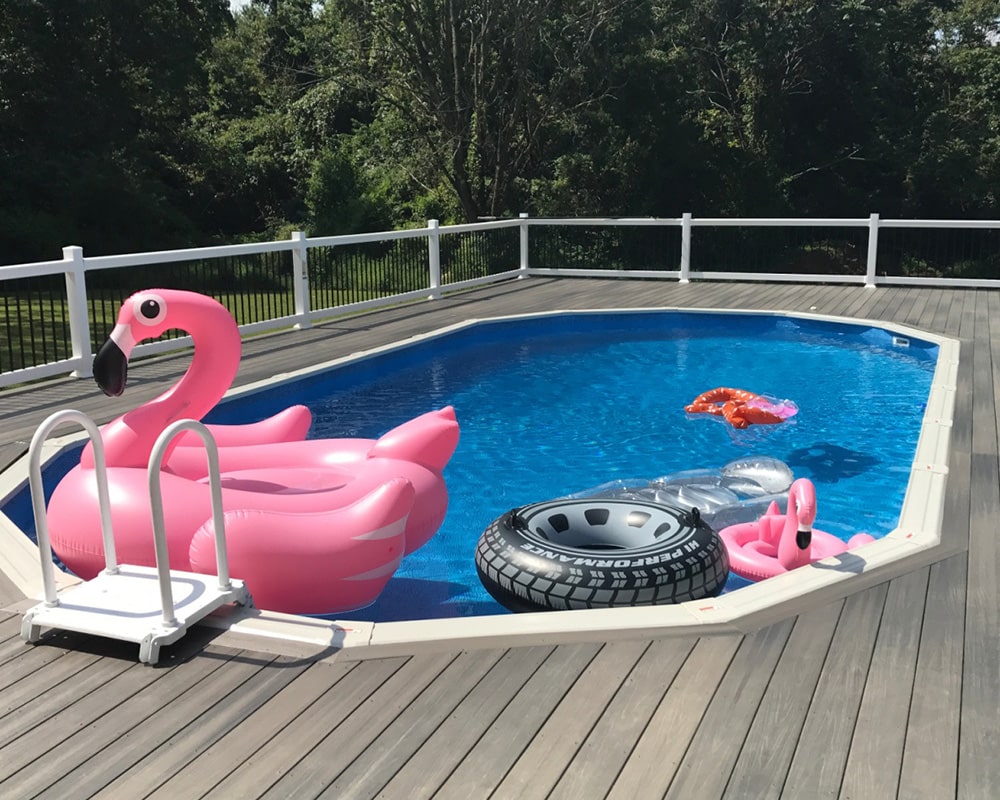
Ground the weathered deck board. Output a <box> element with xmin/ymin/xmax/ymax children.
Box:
<box><xmin>248</xmin><ymin>649</ymin><xmax>495</xmax><ymax>800</ymax></box>
<box><xmin>0</xmin><ymin>637</ymin><xmax>98</xmax><ymax>699</ymax></box>
<box><xmin>897</xmin><ymin>553</ymin><xmax>967</xmax><ymax>800</ymax></box>
<box><xmin>605</xmin><ymin>634</ymin><xmax>744</xmax><ymax>799</ymax></box>
<box><xmin>840</xmin><ymin>566</ymin><xmax>931</xmax><ymax>799</ymax></box>
<box><xmin>430</xmin><ymin>641</ymin><xmax>607</xmax><ymax>800</ymax></box>
<box><xmin>955</xmin><ymin>289</ymin><xmax>1000</xmax><ymax>799</ymax></box>
<box><xmin>13</xmin><ymin>641</ymin><xmax>239</xmax><ymax>798</ymax></box>
<box><xmin>545</xmin><ymin>637</ymin><xmax>699</xmax><ymax>800</ymax></box>
<box><xmin>0</xmin><ymin>613</ymin><xmax>28</xmax><ymax>664</ymax></box>
<box><xmin>723</xmin><ymin>600</ymin><xmax>846</xmax><ymax>800</ymax></box>
<box><xmin>199</xmin><ymin>653</ymin><xmax>440</xmax><ymax>798</ymax></box>
<box><xmin>324</xmin><ymin>646</ymin><xmax>556</xmax><ymax>800</ymax></box>
<box><xmin>485</xmin><ymin>638</ymin><xmax>655</xmax><ymax>800</ymax></box>
<box><xmin>144</xmin><ymin>657</ymin><xmax>361</xmax><ymax>799</ymax></box>
<box><xmin>780</xmin><ymin>582</ymin><xmax>889</xmax><ymax>798</ymax></box>
<box><xmin>7</xmin><ymin>645</ymin><xmax>253</xmax><ymax>794</ymax></box>
<box><xmin>85</xmin><ymin>652</ymin><xmax>314</xmax><ymax>799</ymax></box>
<box><xmin>663</xmin><ymin>619</ymin><xmax>797</xmax><ymax>799</ymax></box>
<box><xmin>0</xmin><ymin>279</ymin><xmax>990</xmax><ymax>798</ymax></box>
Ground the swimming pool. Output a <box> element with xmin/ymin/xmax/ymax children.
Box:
<box><xmin>201</xmin><ymin>311</ymin><xmax>941</xmax><ymax>620</ymax></box>
<box><xmin>1</xmin><ymin>309</ymin><xmax>948</xmax><ymax>629</ymax></box>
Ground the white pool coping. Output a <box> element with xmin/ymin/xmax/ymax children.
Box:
<box><xmin>0</xmin><ymin>307</ymin><xmax>960</xmax><ymax>661</ymax></box>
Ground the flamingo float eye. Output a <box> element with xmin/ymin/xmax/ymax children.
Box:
<box><xmin>132</xmin><ymin>293</ymin><xmax>167</xmax><ymax>327</ymax></box>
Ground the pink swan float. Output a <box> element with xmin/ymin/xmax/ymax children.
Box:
<box><xmin>47</xmin><ymin>289</ymin><xmax>460</xmax><ymax>614</ymax></box>
<box><xmin>719</xmin><ymin>477</ymin><xmax>875</xmax><ymax>582</ymax></box>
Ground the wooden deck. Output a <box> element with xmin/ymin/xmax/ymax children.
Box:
<box><xmin>0</xmin><ymin>277</ymin><xmax>995</xmax><ymax>798</ymax></box>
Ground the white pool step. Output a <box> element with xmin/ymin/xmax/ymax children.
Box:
<box><xmin>20</xmin><ymin>411</ymin><xmax>250</xmax><ymax>664</ymax></box>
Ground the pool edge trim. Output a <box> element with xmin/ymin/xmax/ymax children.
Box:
<box><xmin>0</xmin><ymin>307</ymin><xmax>960</xmax><ymax>660</ymax></box>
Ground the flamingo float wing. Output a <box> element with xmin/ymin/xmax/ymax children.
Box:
<box><xmin>180</xmin><ymin>405</ymin><xmax>314</xmax><ymax>448</ymax></box>
<box><xmin>189</xmin><ymin>479</ymin><xmax>416</xmax><ymax>614</ymax></box>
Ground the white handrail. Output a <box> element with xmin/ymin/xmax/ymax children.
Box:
<box><xmin>28</xmin><ymin>409</ymin><xmax>118</xmax><ymax>606</ymax></box>
<box><xmin>146</xmin><ymin>419</ymin><xmax>232</xmax><ymax>627</ymax></box>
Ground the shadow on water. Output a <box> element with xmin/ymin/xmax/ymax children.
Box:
<box><xmin>785</xmin><ymin>443</ymin><xmax>879</xmax><ymax>483</ymax></box>
<box><xmin>330</xmin><ymin>577</ymin><xmax>508</xmax><ymax>623</ymax></box>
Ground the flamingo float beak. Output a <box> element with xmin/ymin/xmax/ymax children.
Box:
<box><xmin>796</xmin><ymin>528</ymin><xmax>812</xmax><ymax>550</ymax></box>
<box><xmin>93</xmin><ymin>338</ymin><xmax>128</xmax><ymax>397</ymax></box>
<box><xmin>93</xmin><ymin>321</ymin><xmax>139</xmax><ymax>397</ymax></box>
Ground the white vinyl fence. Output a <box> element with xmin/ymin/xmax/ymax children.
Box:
<box><xmin>1</xmin><ymin>214</ymin><xmax>997</xmax><ymax>388</ymax></box>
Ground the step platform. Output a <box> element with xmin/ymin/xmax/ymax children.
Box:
<box><xmin>21</xmin><ymin>566</ymin><xmax>249</xmax><ymax>664</ymax></box>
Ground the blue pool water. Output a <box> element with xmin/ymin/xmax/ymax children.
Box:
<box><xmin>4</xmin><ymin>311</ymin><xmax>938</xmax><ymax>622</ymax></box>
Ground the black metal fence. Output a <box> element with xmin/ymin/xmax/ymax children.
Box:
<box><xmin>691</xmin><ymin>225</ymin><xmax>868</xmax><ymax>276</ymax></box>
<box><xmin>308</xmin><ymin>236</ymin><xmax>428</xmax><ymax>310</ymax></box>
<box><xmin>3</xmin><ymin>217</ymin><xmax>1000</xmax><ymax>386</ymax></box>
<box><xmin>440</xmin><ymin>226</ymin><xmax>520</xmax><ymax>283</ymax></box>
<box><xmin>876</xmin><ymin>226</ymin><xmax>1000</xmax><ymax>280</ymax></box>
<box><xmin>529</xmin><ymin>223</ymin><xmax>682</xmax><ymax>272</ymax></box>
<box><xmin>85</xmin><ymin>251</ymin><xmax>295</xmax><ymax>354</ymax></box>
<box><xmin>0</xmin><ymin>274</ymin><xmax>71</xmax><ymax>373</ymax></box>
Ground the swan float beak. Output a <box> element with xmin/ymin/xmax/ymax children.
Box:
<box><xmin>93</xmin><ymin>323</ymin><xmax>137</xmax><ymax>397</ymax></box>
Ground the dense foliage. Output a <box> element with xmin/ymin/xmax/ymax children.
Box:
<box><xmin>1</xmin><ymin>0</ymin><xmax>997</xmax><ymax>261</ymax></box>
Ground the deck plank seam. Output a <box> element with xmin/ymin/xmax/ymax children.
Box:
<box><xmin>0</xmin><ymin>643</ymin><xmax>245</xmax><ymax>793</ymax></box>
<box><xmin>191</xmin><ymin>655</ymin><xmax>415</xmax><ymax>798</ymax></box>
<box><xmin>38</xmin><ymin>651</ymin><xmax>266</xmax><ymax>797</ymax></box>
<box><xmin>119</xmin><ymin>655</ymin><xmax>311</xmax><ymax>799</ymax></box>
<box><xmin>831</xmin><ymin>577</ymin><xmax>900</xmax><ymax>800</ymax></box>
<box><xmin>326</xmin><ymin>648</ymin><xmax>518</xmax><ymax>799</ymax></box>
<box><xmin>596</xmin><ymin>638</ymin><xmax>701</xmax><ymax>800</ymax></box>
<box><xmin>7</xmin><ymin>642</ymin><xmax>244</xmax><ymax>798</ymax></box>
<box><xmin>398</xmin><ymin>645</ymin><xmax>567</xmax><ymax>799</ymax></box>
<box><xmin>537</xmin><ymin>640</ymin><xmax>660</xmax><ymax>799</ymax></box>
<box><xmin>253</xmin><ymin>651</ymin><xmax>463</xmax><ymax>799</ymax></box>
<box><xmin>730</xmin><ymin>598</ymin><xmax>850</xmax><ymax>800</ymax></box>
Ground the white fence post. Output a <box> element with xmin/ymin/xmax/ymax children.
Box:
<box><xmin>865</xmin><ymin>213</ymin><xmax>879</xmax><ymax>289</ymax></box>
<box><xmin>679</xmin><ymin>213</ymin><xmax>692</xmax><ymax>283</ymax></box>
<box><xmin>518</xmin><ymin>213</ymin><xmax>530</xmax><ymax>278</ymax></box>
<box><xmin>63</xmin><ymin>246</ymin><xmax>92</xmax><ymax>378</ymax></box>
<box><xmin>290</xmin><ymin>231</ymin><xmax>312</xmax><ymax>329</ymax></box>
<box><xmin>427</xmin><ymin>219</ymin><xmax>441</xmax><ymax>299</ymax></box>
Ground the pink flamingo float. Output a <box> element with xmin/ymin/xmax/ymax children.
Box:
<box><xmin>47</xmin><ymin>289</ymin><xmax>460</xmax><ymax>614</ymax></box>
<box><xmin>719</xmin><ymin>478</ymin><xmax>875</xmax><ymax>582</ymax></box>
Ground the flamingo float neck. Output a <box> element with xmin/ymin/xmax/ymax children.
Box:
<box><xmin>83</xmin><ymin>290</ymin><xmax>242</xmax><ymax>469</ymax></box>
<box><xmin>776</xmin><ymin>478</ymin><xmax>816</xmax><ymax>571</ymax></box>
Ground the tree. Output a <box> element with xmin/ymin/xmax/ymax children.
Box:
<box><xmin>905</xmin><ymin>0</ymin><xmax>1000</xmax><ymax>216</ymax></box>
<box><xmin>333</xmin><ymin>0</ymin><xmax>646</xmax><ymax>222</ymax></box>
<box><xmin>654</xmin><ymin>0</ymin><xmax>952</xmax><ymax>216</ymax></box>
<box><xmin>0</xmin><ymin>0</ymin><xmax>230</xmax><ymax>260</ymax></box>
<box><xmin>190</xmin><ymin>0</ymin><xmax>382</xmax><ymax>237</ymax></box>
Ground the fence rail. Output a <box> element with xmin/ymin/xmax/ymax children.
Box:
<box><xmin>1</xmin><ymin>214</ymin><xmax>998</xmax><ymax>388</ymax></box>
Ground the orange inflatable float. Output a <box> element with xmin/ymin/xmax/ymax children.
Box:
<box><xmin>685</xmin><ymin>387</ymin><xmax>798</xmax><ymax>429</ymax></box>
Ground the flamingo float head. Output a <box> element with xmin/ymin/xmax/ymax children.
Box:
<box><xmin>94</xmin><ymin>289</ymin><xmax>241</xmax><ymax>398</ymax></box>
<box><xmin>777</xmin><ymin>477</ymin><xmax>818</xmax><ymax>570</ymax></box>
<box><xmin>86</xmin><ymin>289</ymin><xmax>243</xmax><ymax>469</ymax></box>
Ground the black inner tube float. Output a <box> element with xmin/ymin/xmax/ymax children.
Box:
<box><xmin>475</xmin><ymin>498</ymin><xmax>730</xmax><ymax>613</ymax></box>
